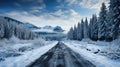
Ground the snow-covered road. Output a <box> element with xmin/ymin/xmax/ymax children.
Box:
<box><xmin>27</xmin><ymin>42</ymin><xmax>95</xmax><ymax>67</ymax></box>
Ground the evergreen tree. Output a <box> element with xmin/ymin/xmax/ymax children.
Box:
<box><xmin>98</xmin><ymin>3</ymin><xmax>107</xmax><ymax>40</ymax></box>
<box><xmin>0</xmin><ymin>19</ymin><xmax>4</xmax><ymax>38</ymax></box>
<box><xmin>92</xmin><ymin>14</ymin><xmax>98</xmax><ymax>40</ymax></box>
<box><xmin>67</xmin><ymin>27</ymin><xmax>74</xmax><ymax>40</ymax></box>
<box><xmin>88</xmin><ymin>18</ymin><xmax>93</xmax><ymax>39</ymax></box>
<box><xmin>73</xmin><ymin>25</ymin><xmax>77</xmax><ymax>40</ymax></box>
<box><xmin>105</xmin><ymin>11</ymin><xmax>113</xmax><ymax>41</ymax></box>
<box><xmin>81</xmin><ymin>19</ymin><xmax>84</xmax><ymax>39</ymax></box>
<box><xmin>84</xmin><ymin>18</ymin><xmax>88</xmax><ymax>38</ymax></box>
<box><xmin>109</xmin><ymin>0</ymin><xmax>120</xmax><ymax>40</ymax></box>
<box><xmin>77</xmin><ymin>22</ymin><xmax>82</xmax><ymax>40</ymax></box>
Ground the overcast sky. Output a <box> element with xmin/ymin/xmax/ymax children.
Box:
<box><xmin>0</xmin><ymin>0</ymin><xmax>109</xmax><ymax>31</ymax></box>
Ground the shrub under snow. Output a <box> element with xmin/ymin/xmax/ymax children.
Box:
<box><xmin>99</xmin><ymin>39</ymin><xmax>120</xmax><ymax>60</ymax></box>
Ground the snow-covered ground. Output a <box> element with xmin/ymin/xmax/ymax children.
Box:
<box><xmin>1</xmin><ymin>36</ymin><xmax>120</xmax><ymax>67</ymax></box>
<box><xmin>0</xmin><ymin>37</ymin><xmax>58</xmax><ymax>67</ymax></box>
<box><xmin>63</xmin><ymin>40</ymin><xmax>120</xmax><ymax>67</ymax></box>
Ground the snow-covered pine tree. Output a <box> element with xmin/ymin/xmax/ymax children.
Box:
<box><xmin>109</xmin><ymin>0</ymin><xmax>120</xmax><ymax>40</ymax></box>
<box><xmin>89</xmin><ymin>16</ymin><xmax>94</xmax><ymax>40</ymax></box>
<box><xmin>77</xmin><ymin>22</ymin><xmax>82</xmax><ymax>40</ymax></box>
<box><xmin>81</xmin><ymin>19</ymin><xmax>84</xmax><ymax>39</ymax></box>
<box><xmin>8</xmin><ymin>20</ymin><xmax>15</xmax><ymax>38</ymax></box>
<box><xmin>73</xmin><ymin>25</ymin><xmax>77</xmax><ymax>40</ymax></box>
<box><xmin>92</xmin><ymin>14</ymin><xmax>98</xmax><ymax>41</ymax></box>
<box><xmin>0</xmin><ymin>19</ymin><xmax>4</xmax><ymax>38</ymax></box>
<box><xmin>67</xmin><ymin>27</ymin><xmax>74</xmax><ymax>40</ymax></box>
<box><xmin>84</xmin><ymin>18</ymin><xmax>88</xmax><ymax>38</ymax></box>
<box><xmin>119</xmin><ymin>26</ymin><xmax>120</xmax><ymax>36</ymax></box>
<box><xmin>98</xmin><ymin>3</ymin><xmax>107</xmax><ymax>40</ymax></box>
<box><xmin>3</xmin><ymin>19</ymin><xmax>13</xmax><ymax>39</ymax></box>
<box><xmin>105</xmin><ymin>10</ymin><xmax>113</xmax><ymax>41</ymax></box>
<box><xmin>88</xmin><ymin>18</ymin><xmax>93</xmax><ymax>39</ymax></box>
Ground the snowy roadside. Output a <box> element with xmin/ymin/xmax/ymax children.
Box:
<box><xmin>0</xmin><ymin>40</ymin><xmax>58</xmax><ymax>67</ymax></box>
<box><xmin>0</xmin><ymin>37</ymin><xmax>46</xmax><ymax>61</ymax></box>
<box><xmin>63</xmin><ymin>40</ymin><xmax>120</xmax><ymax>67</ymax></box>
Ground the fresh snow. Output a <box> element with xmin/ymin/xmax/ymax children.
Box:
<box><xmin>63</xmin><ymin>40</ymin><xmax>120</xmax><ymax>67</ymax></box>
<box><xmin>0</xmin><ymin>41</ymin><xmax>58</xmax><ymax>67</ymax></box>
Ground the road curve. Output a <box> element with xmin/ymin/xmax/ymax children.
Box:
<box><xmin>27</xmin><ymin>42</ymin><xmax>96</xmax><ymax>67</ymax></box>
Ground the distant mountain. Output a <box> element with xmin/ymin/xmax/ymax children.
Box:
<box><xmin>4</xmin><ymin>17</ymin><xmax>23</xmax><ymax>24</ymax></box>
<box><xmin>32</xmin><ymin>25</ymin><xmax>64</xmax><ymax>33</ymax></box>
<box><xmin>42</xmin><ymin>25</ymin><xmax>53</xmax><ymax>29</ymax></box>
<box><xmin>3</xmin><ymin>17</ymin><xmax>40</xmax><ymax>30</ymax></box>
<box><xmin>22</xmin><ymin>23</ymin><xmax>40</xmax><ymax>30</ymax></box>
<box><xmin>32</xmin><ymin>25</ymin><xmax>65</xmax><ymax>40</ymax></box>
<box><xmin>53</xmin><ymin>26</ymin><xmax>64</xmax><ymax>32</ymax></box>
<box><xmin>33</xmin><ymin>25</ymin><xmax>65</xmax><ymax>41</ymax></box>
<box><xmin>3</xmin><ymin>17</ymin><xmax>64</xmax><ymax>33</ymax></box>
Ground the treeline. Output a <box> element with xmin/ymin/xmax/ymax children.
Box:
<box><xmin>68</xmin><ymin>0</ymin><xmax>120</xmax><ymax>41</ymax></box>
<box><xmin>0</xmin><ymin>16</ymin><xmax>38</xmax><ymax>40</ymax></box>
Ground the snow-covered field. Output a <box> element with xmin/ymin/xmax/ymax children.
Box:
<box><xmin>63</xmin><ymin>40</ymin><xmax>120</xmax><ymax>67</ymax></box>
<box><xmin>0</xmin><ymin>37</ymin><xmax>58</xmax><ymax>67</ymax></box>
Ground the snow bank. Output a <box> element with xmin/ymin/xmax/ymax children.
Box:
<box><xmin>82</xmin><ymin>39</ymin><xmax>120</xmax><ymax>59</ymax></box>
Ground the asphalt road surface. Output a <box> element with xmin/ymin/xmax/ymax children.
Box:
<box><xmin>27</xmin><ymin>42</ymin><xmax>96</xmax><ymax>67</ymax></box>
